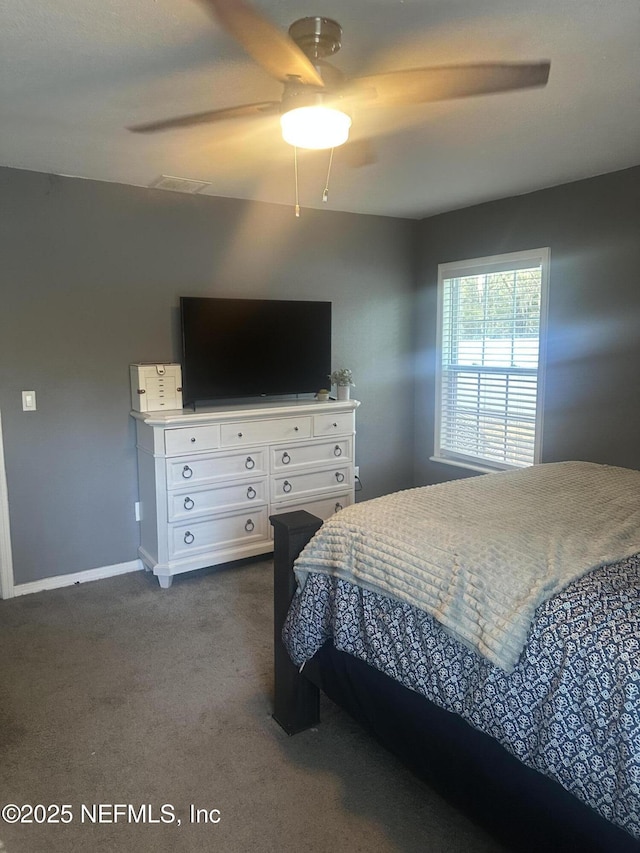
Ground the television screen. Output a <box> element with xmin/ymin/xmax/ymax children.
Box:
<box><xmin>180</xmin><ymin>297</ymin><xmax>332</xmax><ymax>405</ymax></box>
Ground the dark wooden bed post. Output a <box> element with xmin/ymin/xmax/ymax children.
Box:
<box><xmin>270</xmin><ymin>510</ymin><xmax>323</xmax><ymax>735</ymax></box>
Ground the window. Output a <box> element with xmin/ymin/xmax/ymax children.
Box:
<box><xmin>434</xmin><ymin>248</ymin><xmax>549</xmax><ymax>473</ymax></box>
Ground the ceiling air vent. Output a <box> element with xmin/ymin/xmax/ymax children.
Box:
<box><xmin>149</xmin><ymin>175</ymin><xmax>211</xmax><ymax>194</ymax></box>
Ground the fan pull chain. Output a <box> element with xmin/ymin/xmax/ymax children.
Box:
<box><xmin>294</xmin><ymin>146</ymin><xmax>300</xmax><ymax>218</ymax></box>
<box><xmin>322</xmin><ymin>148</ymin><xmax>335</xmax><ymax>203</ymax></box>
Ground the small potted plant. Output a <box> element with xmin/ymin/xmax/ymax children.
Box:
<box><xmin>329</xmin><ymin>368</ymin><xmax>354</xmax><ymax>401</ymax></box>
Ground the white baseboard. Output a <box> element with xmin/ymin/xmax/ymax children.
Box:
<box><xmin>12</xmin><ymin>559</ymin><xmax>145</xmax><ymax>598</ymax></box>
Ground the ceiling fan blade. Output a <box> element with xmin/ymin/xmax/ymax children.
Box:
<box><xmin>199</xmin><ymin>0</ymin><xmax>324</xmax><ymax>87</ymax></box>
<box><xmin>346</xmin><ymin>62</ymin><xmax>550</xmax><ymax>107</ymax></box>
<box><xmin>341</xmin><ymin>138</ymin><xmax>377</xmax><ymax>168</ymax></box>
<box><xmin>129</xmin><ymin>101</ymin><xmax>280</xmax><ymax>133</ymax></box>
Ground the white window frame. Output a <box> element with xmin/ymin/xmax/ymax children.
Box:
<box><xmin>433</xmin><ymin>247</ymin><xmax>550</xmax><ymax>474</ymax></box>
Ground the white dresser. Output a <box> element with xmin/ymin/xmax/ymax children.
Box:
<box><xmin>132</xmin><ymin>399</ymin><xmax>359</xmax><ymax>587</ymax></box>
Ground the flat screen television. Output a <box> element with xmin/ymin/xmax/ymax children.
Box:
<box><xmin>180</xmin><ymin>297</ymin><xmax>332</xmax><ymax>405</ymax></box>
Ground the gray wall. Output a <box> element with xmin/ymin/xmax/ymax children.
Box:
<box><xmin>4</xmin><ymin>164</ymin><xmax>639</xmax><ymax>586</ymax></box>
<box><xmin>1</xmin><ymin>167</ymin><xmax>416</xmax><ymax>585</ymax></box>
<box><xmin>414</xmin><ymin>166</ymin><xmax>640</xmax><ymax>485</ymax></box>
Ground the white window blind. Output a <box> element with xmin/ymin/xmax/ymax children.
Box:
<box><xmin>434</xmin><ymin>248</ymin><xmax>549</xmax><ymax>472</ymax></box>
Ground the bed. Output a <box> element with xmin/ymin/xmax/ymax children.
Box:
<box><xmin>270</xmin><ymin>462</ymin><xmax>640</xmax><ymax>853</ymax></box>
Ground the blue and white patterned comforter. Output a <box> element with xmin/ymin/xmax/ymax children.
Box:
<box><xmin>283</xmin><ymin>555</ymin><xmax>640</xmax><ymax>839</ymax></box>
<box><xmin>293</xmin><ymin>463</ymin><xmax>640</xmax><ymax>672</ymax></box>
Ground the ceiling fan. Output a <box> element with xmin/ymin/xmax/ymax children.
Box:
<box><xmin>130</xmin><ymin>0</ymin><xmax>550</xmax><ymax>159</ymax></box>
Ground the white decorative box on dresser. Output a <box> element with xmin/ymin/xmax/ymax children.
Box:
<box><xmin>132</xmin><ymin>399</ymin><xmax>359</xmax><ymax>588</ymax></box>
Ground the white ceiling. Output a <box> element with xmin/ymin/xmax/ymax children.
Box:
<box><xmin>2</xmin><ymin>0</ymin><xmax>639</xmax><ymax>219</ymax></box>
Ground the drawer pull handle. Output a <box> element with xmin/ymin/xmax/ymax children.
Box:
<box><xmin>183</xmin><ymin>497</ymin><xmax>195</xmax><ymax>511</ymax></box>
<box><xmin>283</xmin><ymin>480</ymin><xmax>292</xmax><ymax>494</ymax></box>
<box><xmin>237</xmin><ymin>432</ymin><xmax>243</xmax><ymax>438</ymax></box>
<box><xmin>335</xmin><ymin>502</ymin><xmax>343</xmax><ymax>512</ymax></box>
<box><xmin>281</xmin><ymin>451</ymin><xmax>291</xmax><ymax>465</ymax></box>
<box><xmin>184</xmin><ymin>530</ymin><xmax>195</xmax><ymax>545</ymax></box>
<box><xmin>294</xmin><ymin>426</ymin><xmax>299</xmax><ymax>431</ymax></box>
<box><xmin>244</xmin><ymin>519</ymin><xmax>255</xmax><ymax>533</ymax></box>
<box><xmin>247</xmin><ymin>486</ymin><xmax>256</xmax><ymax>500</ymax></box>
<box><xmin>334</xmin><ymin>445</ymin><xmax>342</xmax><ymax>457</ymax></box>
<box><xmin>245</xmin><ymin>456</ymin><xmax>255</xmax><ymax>470</ymax></box>
<box><xmin>190</xmin><ymin>437</ymin><xmax>196</xmax><ymax>443</ymax></box>
<box><xmin>182</xmin><ymin>465</ymin><xmax>193</xmax><ymax>479</ymax></box>
<box><xmin>335</xmin><ymin>471</ymin><xmax>345</xmax><ymax>483</ymax></box>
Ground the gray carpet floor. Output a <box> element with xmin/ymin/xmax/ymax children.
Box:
<box><xmin>0</xmin><ymin>560</ymin><xmax>507</xmax><ymax>853</ymax></box>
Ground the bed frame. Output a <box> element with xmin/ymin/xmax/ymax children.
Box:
<box><xmin>271</xmin><ymin>511</ymin><xmax>639</xmax><ymax>853</ymax></box>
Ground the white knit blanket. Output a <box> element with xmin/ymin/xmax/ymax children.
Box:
<box><xmin>294</xmin><ymin>461</ymin><xmax>640</xmax><ymax>671</ymax></box>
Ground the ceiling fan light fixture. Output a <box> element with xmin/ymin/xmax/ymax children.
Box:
<box><xmin>280</xmin><ymin>106</ymin><xmax>351</xmax><ymax>150</ymax></box>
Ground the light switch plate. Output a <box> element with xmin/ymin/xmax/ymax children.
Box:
<box><xmin>22</xmin><ymin>390</ymin><xmax>36</xmax><ymax>411</ymax></box>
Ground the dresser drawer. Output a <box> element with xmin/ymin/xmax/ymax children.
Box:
<box><xmin>270</xmin><ymin>491</ymin><xmax>353</xmax><ymax>525</ymax></box>
<box><xmin>169</xmin><ymin>508</ymin><xmax>269</xmax><ymax>560</ymax></box>
<box><xmin>220</xmin><ymin>416</ymin><xmax>312</xmax><ymax>447</ymax></box>
<box><xmin>271</xmin><ymin>465</ymin><xmax>352</xmax><ymax>502</ymax></box>
<box><xmin>168</xmin><ymin>479</ymin><xmax>267</xmax><ymax>522</ymax></box>
<box><xmin>271</xmin><ymin>437</ymin><xmax>352</xmax><ymax>472</ymax></box>
<box><xmin>165</xmin><ymin>424</ymin><xmax>220</xmax><ymax>455</ymax></box>
<box><xmin>166</xmin><ymin>448</ymin><xmax>267</xmax><ymax>489</ymax></box>
<box><xmin>313</xmin><ymin>411</ymin><xmax>354</xmax><ymax>437</ymax></box>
